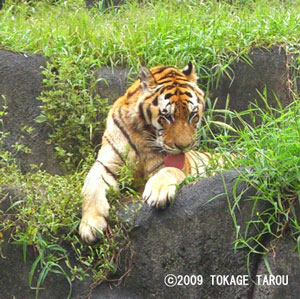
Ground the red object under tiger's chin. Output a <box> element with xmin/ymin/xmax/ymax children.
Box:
<box><xmin>164</xmin><ymin>153</ymin><xmax>185</xmax><ymax>170</ymax></box>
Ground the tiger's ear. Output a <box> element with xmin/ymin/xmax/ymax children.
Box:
<box><xmin>138</xmin><ymin>67</ymin><xmax>156</xmax><ymax>92</ymax></box>
<box><xmin>182</xmin><ymin>62</ymin><xmax>198</xmax><ymax>83</ymax></box>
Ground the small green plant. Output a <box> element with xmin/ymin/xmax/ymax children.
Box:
<box><xmin>0</xmin><ymin>96</ymin><xmax>10</xmax><ymax>150</ymax></box>
<box><xmin>36</xmin><ymin>61</ymin><xmax>110</xmax><ymax>171</ymax></box>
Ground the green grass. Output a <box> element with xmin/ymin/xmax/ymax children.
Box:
<box><xmin>199</xmin><ymin>93</ymin><xmax>300</xmax><ymax>265</ymax></box>
<box><xmin>232</xmin><ymin>100</ymin><xmax>300</xmax><ymax>254</ymax></box>
<box><xmin>1</xmin><ymin>0</ymin><xmax>300</xmax><ymax>296</ymax></box>
<box><xmin>0</xmin><ymin>149</ymin><xmax>139</xmax><ymax>297</ymax></box>
<box><xmin>1</xmin><ymin>0</ymin><xmax>300</xmax><ymax>168</ymax></box>
<box><xmin>2</xmin><ymin>0</ymin><xmax>300</xmax><ymax>67</ymax></box>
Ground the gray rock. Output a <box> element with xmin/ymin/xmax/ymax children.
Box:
<box><xmin>252</xmin><ymin>234</ymin><xmax>300</xmax><ymax>299</ymax></box>
<box><xmin>93</xmin><ymin>66</ymin><xmax>132</xmax><ymax>105</ymax></box>
<box><xmin>0</xmin><ymin>50</ymin><xmax>62</xmax><ymax>174</ymax></box>
<box><xmin>92</xmin><ymin>170</ymin><xmax>270</xmax><ymax>299</ymax></box>
<box><xmin>207</xmin><ymin>46</ymin><xmax>293</xmax><ymax>124</ymax></box>
<box><xmin>90</xmin><ymin>284</ymin><xmax>141</xmax><ymax>299</ymax></box>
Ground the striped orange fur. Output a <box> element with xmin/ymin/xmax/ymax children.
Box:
<box><xmin>79</xmin><ymin>63</ymin><xmax>214</xmax><ymax>243</ymax></box>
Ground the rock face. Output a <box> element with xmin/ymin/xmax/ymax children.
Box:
<box><xmin>91</xmin><ymin>171</ymin><xmax>300</xmax><ymax>299</ymax></box>
<box><xmin>2</xmin><ymin>171</ymin><xmax>299</xmax><ymax>299</ymax></box>
<box><xmin>0</xmin><ymin>50</ymin><xmax>62</xmax><ymax>174</ymax></box>
<box><xmin>92</xmin><ymin>170</ymin><xmax>262</xmax><ymax>298</ymax></box>
<box><xmin>252</xmin><ymin>234</ymin><xmax>300</xmax><ymax>299</ymax></box>
<box><xmin>207</xmin><ymin>46</ymin><xmax>293</xmax><ymax>123</ymax></box>
<box><xmin>93</xmin><ymin>66</ymin><xmax>131</xmax><ymax>105</ymax></box>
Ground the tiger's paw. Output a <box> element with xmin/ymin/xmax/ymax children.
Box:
<box><xmin>143</xmin><ymin>167</ymin><xmax>186</xmax><ymax>209</ymax></box>
<box><xmin>79</xmin><ymin>214</ymin><xmax>107</xmax><ymax>244</ymax></box>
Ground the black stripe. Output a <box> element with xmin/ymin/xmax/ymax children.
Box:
<box><xmin>143</xmin><ymin>92</ymin><xmax>157</xmax><ymax>102</ymax></box>
<box><xmin>156</xmin><ymin>79</ymin><xmax>173</xmax><ymax>84</ymax></box>
<box><xmin>113</xmin><ymin>112</ymin><xmax>139</xmax><ymax>156</ymax></box>
<box><xmin>127</xmin><ymin>86</ymin><xmax>139</xmax><ymax>98</ymax></box>
<box><xmin>176</xmin><ymin>78</ymin><xmax>189</xmax><ymax>82</ymax></box>
<box><xmin>177</xmin><ymin>83</ymin><xmax>190</xmax><ymax>89</ymax></box>
<box><xmin>158</xmin><ymin>84</ymin><xmax>176</xmax><ymax>95</ymax></box>
<box><xmin>101</xmin><ymin>175</ymin><xmax>110</xmax><ymax>187</ymax></box>
<box><xmin>202</xmin><ymin>152</ymin><xmax>211</xmax><ymax>159</ymax></box>
<box><xmin>164</xmin><ymin>93</ymin><xmax>173</xmax><ymax>99</ymax></box>
<box><xmin>180</xmin><ymin>91</ymin><xmax>193</xmax><ymax>97</ymax></box>
<box><xmin>104</xmin><ymin>136</ymin><xmax>125</xmax><ymax>163</ymax></box>
<box><xmin>157</xmin><ymin>71</ymin><xmax>186</xmax><ymax>81</ymax></box>
<box><xmin>152</xmin><ymin>66</ymin><xmax>173</xmax><ymax>75</ymax></box>
<box><xmin>139</xmin><ymin>102</ymin><xmax>147</xmax><ymax>122</ymax></box>
<box><xmin>177</xmin><ymin>84</ymin><xmax>200</xmax><ymax>98</ymax></box>
<box><xmin>146</xmin><ymin>104</ymin><xmax>152</xmax><ymax>122</ymax></box>
<box><xmin>178</xmin><ymin>84</ymin><xmax>204</xmax><ymax>99</ymax></box>
<box><xmin>152</xmin><ymin>97</ymin><xmax>158</xmax><ymax>106</ymax></box>
<box><xmin>96</xmin><ymin>160</ymin><xmax>117</xmax><ymax>180</ymax></box>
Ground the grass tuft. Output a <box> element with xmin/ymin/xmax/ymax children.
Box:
<box><xmin>201</xmin><ymin>94</ymin><xmax>300</xmax><ymax>263</ymax></box>
<box><xmin>2</xmin><ymin>0</ymin><xmax>300</xmax><ymax>168</ymax></box>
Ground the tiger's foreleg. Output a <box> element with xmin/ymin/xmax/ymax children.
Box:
<box><xmin>79</xmin><ymin>144</ymin><xmax>120</xmax><ymax>244</ymax></box>
<box><xmin>142</xmin><ymin>151</ymin><xmax>213</xmax><ymax>209</ymax></box>
<box><xmin>143</xmin><ymin>167</ymin><xmax>186</xmax><ymax>209</ymax></box>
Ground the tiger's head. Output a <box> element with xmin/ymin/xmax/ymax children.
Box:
<box><xmin>136</xmin><ymin>62</ymin><xmax>205</xmax><ymax>155</ymax></box>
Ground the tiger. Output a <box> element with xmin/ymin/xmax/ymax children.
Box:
<box><xmin>79</xmin><ymin>62</ymin><xmax>215</xmax><ymax>243</ymax></box>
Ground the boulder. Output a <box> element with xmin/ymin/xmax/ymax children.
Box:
<box><xmin>207</xmin><ymin>46</ymin><xmax>293</xmax><ymax>123</ymax></box>
<box><xmin>1</xmin><ymin>169</ymin><xmax>298</xmax><ymax>298</ymax></box>
<box><xmin>252</xmin><ymin>234</ymin><xmax>300</xmax><ymax>299</ymax></box>
<box><xmin>91</xmin><ymin>170</ymin><xmax>271</xmax><ymax>298</ymax></box>
<box><xmin>93</xmin><ymin>66</ymin><xmax>131</xmax><ymax>105</ymax></box>
<box><xmin>0</xmin><ymin>50</ymin><xmax>62</xmax><ymax>174</ymax></box>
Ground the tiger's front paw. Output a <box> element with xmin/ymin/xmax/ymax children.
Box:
<box><xmin>143</xmin><ymin>167</ymin><xmax>185</xmax><ymax>209</ymax></box>
<box><xmin>79</xmin><ymin>213</ymin><xmax>107</xmax><ymax>244</ymax></box>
